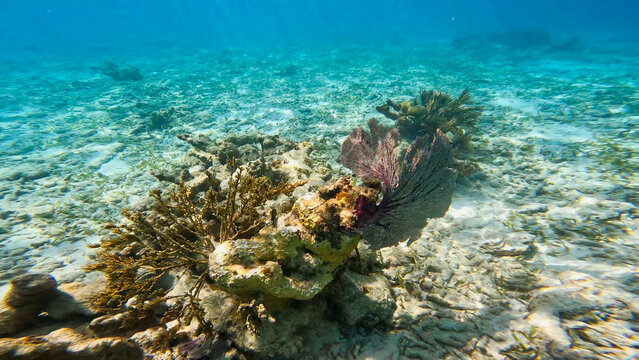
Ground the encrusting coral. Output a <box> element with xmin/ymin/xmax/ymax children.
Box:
<box><xmin>376</xmin><ymin>88</ymin><xmax>482</xmax><ymax>151</ymax></box>
<box><xmin>209</xmin><ymin>177</ymin><xmax>376</xmax><ymax>300</ymax></box>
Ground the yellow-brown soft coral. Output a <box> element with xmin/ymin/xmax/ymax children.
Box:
<box><xmin>86</xmin><ymin>161</ymin><xmax>302</xmax><ymax>328</ymax></box>
<box><xmin>376</xmin><ymin>88</ymin><xmax>482</xmax><ymax>151</ymax></box>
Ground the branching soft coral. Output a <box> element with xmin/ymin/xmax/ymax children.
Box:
<box><xmin>376</xmin><ymin>89</ymin><xmax>482</xmax><ymax>150</ymax></box>
<box><xmin>340</xmin><ymin>121</ymin><xmax>457</xmax><ymax>249</ymax></box>
<box><xmin>86</xmin><ymin>161</ymin><xmax>302</xmax><ymax>329</ymax></box>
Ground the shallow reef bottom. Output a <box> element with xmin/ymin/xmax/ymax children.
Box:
<box><xmin>0</xmin><ymin>43</ymin><xmax>637</xmax><ymax>359</ymax></box>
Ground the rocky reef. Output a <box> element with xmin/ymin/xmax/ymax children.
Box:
<box><xmin>0</xmin><ymin>110</ymin><xmax>462</xmax><ymax>358</ymax></box>
<box><xmin>77</xmin><ymin>122</ymin><xmax>456</xmax><ymax>357</ymax></box>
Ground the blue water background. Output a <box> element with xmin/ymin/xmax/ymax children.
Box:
<box><xmin>1</xmin><ymin>0</ymin><xmax>638</xmax><ymax>53</ymax></box>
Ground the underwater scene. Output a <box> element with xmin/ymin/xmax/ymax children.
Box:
<box><xmin>0</xmin><ymin>1</ymin><xmax>637</xmax><ymax>359</ymax></box>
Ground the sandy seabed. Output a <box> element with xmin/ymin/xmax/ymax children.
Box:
<box><xmin>0</xmin><ymin>41</ymin><xmax>637</xmax><ymax>358</ymax></box>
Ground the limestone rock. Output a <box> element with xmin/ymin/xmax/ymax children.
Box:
<box><xmin>0</xmin><ymin>303</ymin><xmax>41</xmax><ymax>336</ymax></box>
<box><xmin>66</xmin><ymin>336</ymin><xmax>143</xmax><ymax>360</ymax></box>
<box><xmin>493</xmin><ymin>263</ymin><xmax>540</xmax><ymax>292</ymax></box>
<box><xmin>0</xmin><ymin>327</ymin><xmax>143</xmax><ymax>360</ymax></box>
<box><xmin>43</xmin><ymin>291</ymin><xmax>83</xmax><ymax>321</ymax></box>
<box><xmin>330</xmin><ymin>270</ymin><xmax>396</xmax><ymax>327</ymax></box>
<box><xmin>57</xmin><ymin>276</ymin><xmax>107</xmax><ymax>317</ymax></box>
<box><xmin>129</xmin><ymin>325</ymin><xmax>171</xmax><ymax>352</ymax></box>
<box><xmin>2</xmin><ymin>273</ymin><xmax>58</xmax><ymax>308</ymax></box>
<box><xmin>0</xmin><ymin>273</ymin><xmax>64</xmax><ymax>336</ymax></box>
<box><xmin>199</xmin><ymin>287</ymin><xmax>241</xmax><ymax>331</ymax></box>
<box><xmin>209</xmin><ymin>178</ymin><xmax>370</xmax><ymax>300</ymax></box>
<box><xmin>89</xmin><ymin>311</ymin><xmax>133</xmax><ymax>337</ymax></box>
<box><xmin>233</xmin><ymin>299</ymin><xmax>336</xmax><ymax>358</ymax></box>
<box><xmin>208</xmin><ymin>229</ymin><xmax>337</xmax><ymax>300</ymax></box>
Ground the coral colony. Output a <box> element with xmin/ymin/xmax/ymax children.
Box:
<box><xmin>78</xmin><ymin>90</ymin><xmax>459</xmax><ymax>356</ymax></box>
<box><xmin>2</xmin><ymin>80</ymin><xmax>637</xmax><ymax>359</ymax></box>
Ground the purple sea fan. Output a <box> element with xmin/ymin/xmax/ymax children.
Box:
<box><xmin>340</xmin><ymin>118</ymin><xmax>401</xmax><ymax>191</ymax></box>
<box><xmin>341</xmin><ymin>121</ymin><xmax>456</xmax><ymax>249</ymax></box>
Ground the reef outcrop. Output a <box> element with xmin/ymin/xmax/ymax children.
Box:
<box><xmin>208</xmin><ymin>177</ymin><xmax>373</xmax><ymax>300</ymax></box>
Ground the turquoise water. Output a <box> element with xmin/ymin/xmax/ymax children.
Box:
<box><xmin>0</xmin><ymin>2</ymin><xmax>637</xmax><ymax>359</ymax></box>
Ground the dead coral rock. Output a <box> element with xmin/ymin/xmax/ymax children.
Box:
<box><xmin>0</xmin><ymin>273</ymin><xmax>65</xmax><ymax>336</ymax></box>
<box><xmin>234</xmin><ymin>299</ymin><xmax>335</xmax><ymax>358</ymax></box>
<box><xmin>224</xmin><ymin>131</ymin><xmax>296</xmax><ymax>154</ymax></box>
<box><xmin>199</xmin><ymin>287</ymin><xmax>242</xmax><ymax>330</ymax></box>
<box><xmin>43</xmin><ymin>291</ymin><xmax>83</xmax><ymax>321</ymax></box>
<box><xmin>276</xmin><ymin>142</ymin><xmax>315</xmax><ymax>183</ymax></box>
<box><xmin>184</xmin><ymin>171</ymin><xmax>213</xmax><ymax>195</ymax></box>
<box><xmin>379</xmin><ymin>245</ymin><xmax>417</xmax><ymax>268</ymax></box>
<box><xmin>493</xmin><ymin>263</ymin><xmax>540</xmax><ymax>292</ymax></box>
<box><xmin>206</xmin><ymin>131</ymin><xmax>299</xmax><ymax>167</ymax></box>
<box><xmin>301</xmin><ymin>176</ymin><xmax>378</xmax><ymax>232</ymax></box>
<box><xmin>177</xmin><ymin>133</ymin><xmax>217</xmax><ymax>154</ymax></box>
<box><xmin>330</xmin><ymin>270</ymin><xmax>396</xmax><ymax>327</ymax></box>
<box><xmin>179</xmin><ymin>131</ymin><xmax>330</xmax><ymax>200</ymax></box>
<box><xmin>0</xmin><ymin>303</ymin><xmax>41</xmax><ymax>336</ymax></box>
<box><xmin>209</xmin><ymin>229</ymin><xmax>336</xmax><ymax>300</ymax></box>
<box><xmin>0</xmin><ymin>327</ymin><xmax>143</xmax><ymax>360</ymax></box>
<box><xmin>176</xmin><ymin>334</ymin><xmax>232</xmax><ymax>360</ymax></box>
<box><xmin>67</xmin><ymin>336</ymin><xmax>143</xmax><ymax>360</ymax></box>
<box><xmin>0</xmin><ymin>332</ymin><xmax>67</xmax><ymax>359</ymax></box>
<box><xmin>209</xmin><ymin>178</ymin><xmax>370</xmax><ymax>300</ymax></box>
<box><xmin>2</xmin><ymin>273</ymin><xmax>58</xmax><ymax>308</ymax></box>
<box><xmin>217</xmin><ymin>142</ymin><xmax>241</xmax><ymax>165</ymax></box>
<box><xmin>197</xmin><ymin>284</ymin><xmax>327</xmax><ymax>358</ymax></box>
<box><xmin>128</xmin><ymin>325</ymin><xmax>171</xmax><ymax>353</ymax></box>
<box><xmin>89</xmin><ymin>311</ymin><xmax>134</xmax><ymax>337</ymax></box>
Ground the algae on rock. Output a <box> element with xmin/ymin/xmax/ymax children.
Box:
<box><xmin>209</xmin><ymin>177</ymin><xmax>377</xmax><ymax>300</ymax></box>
